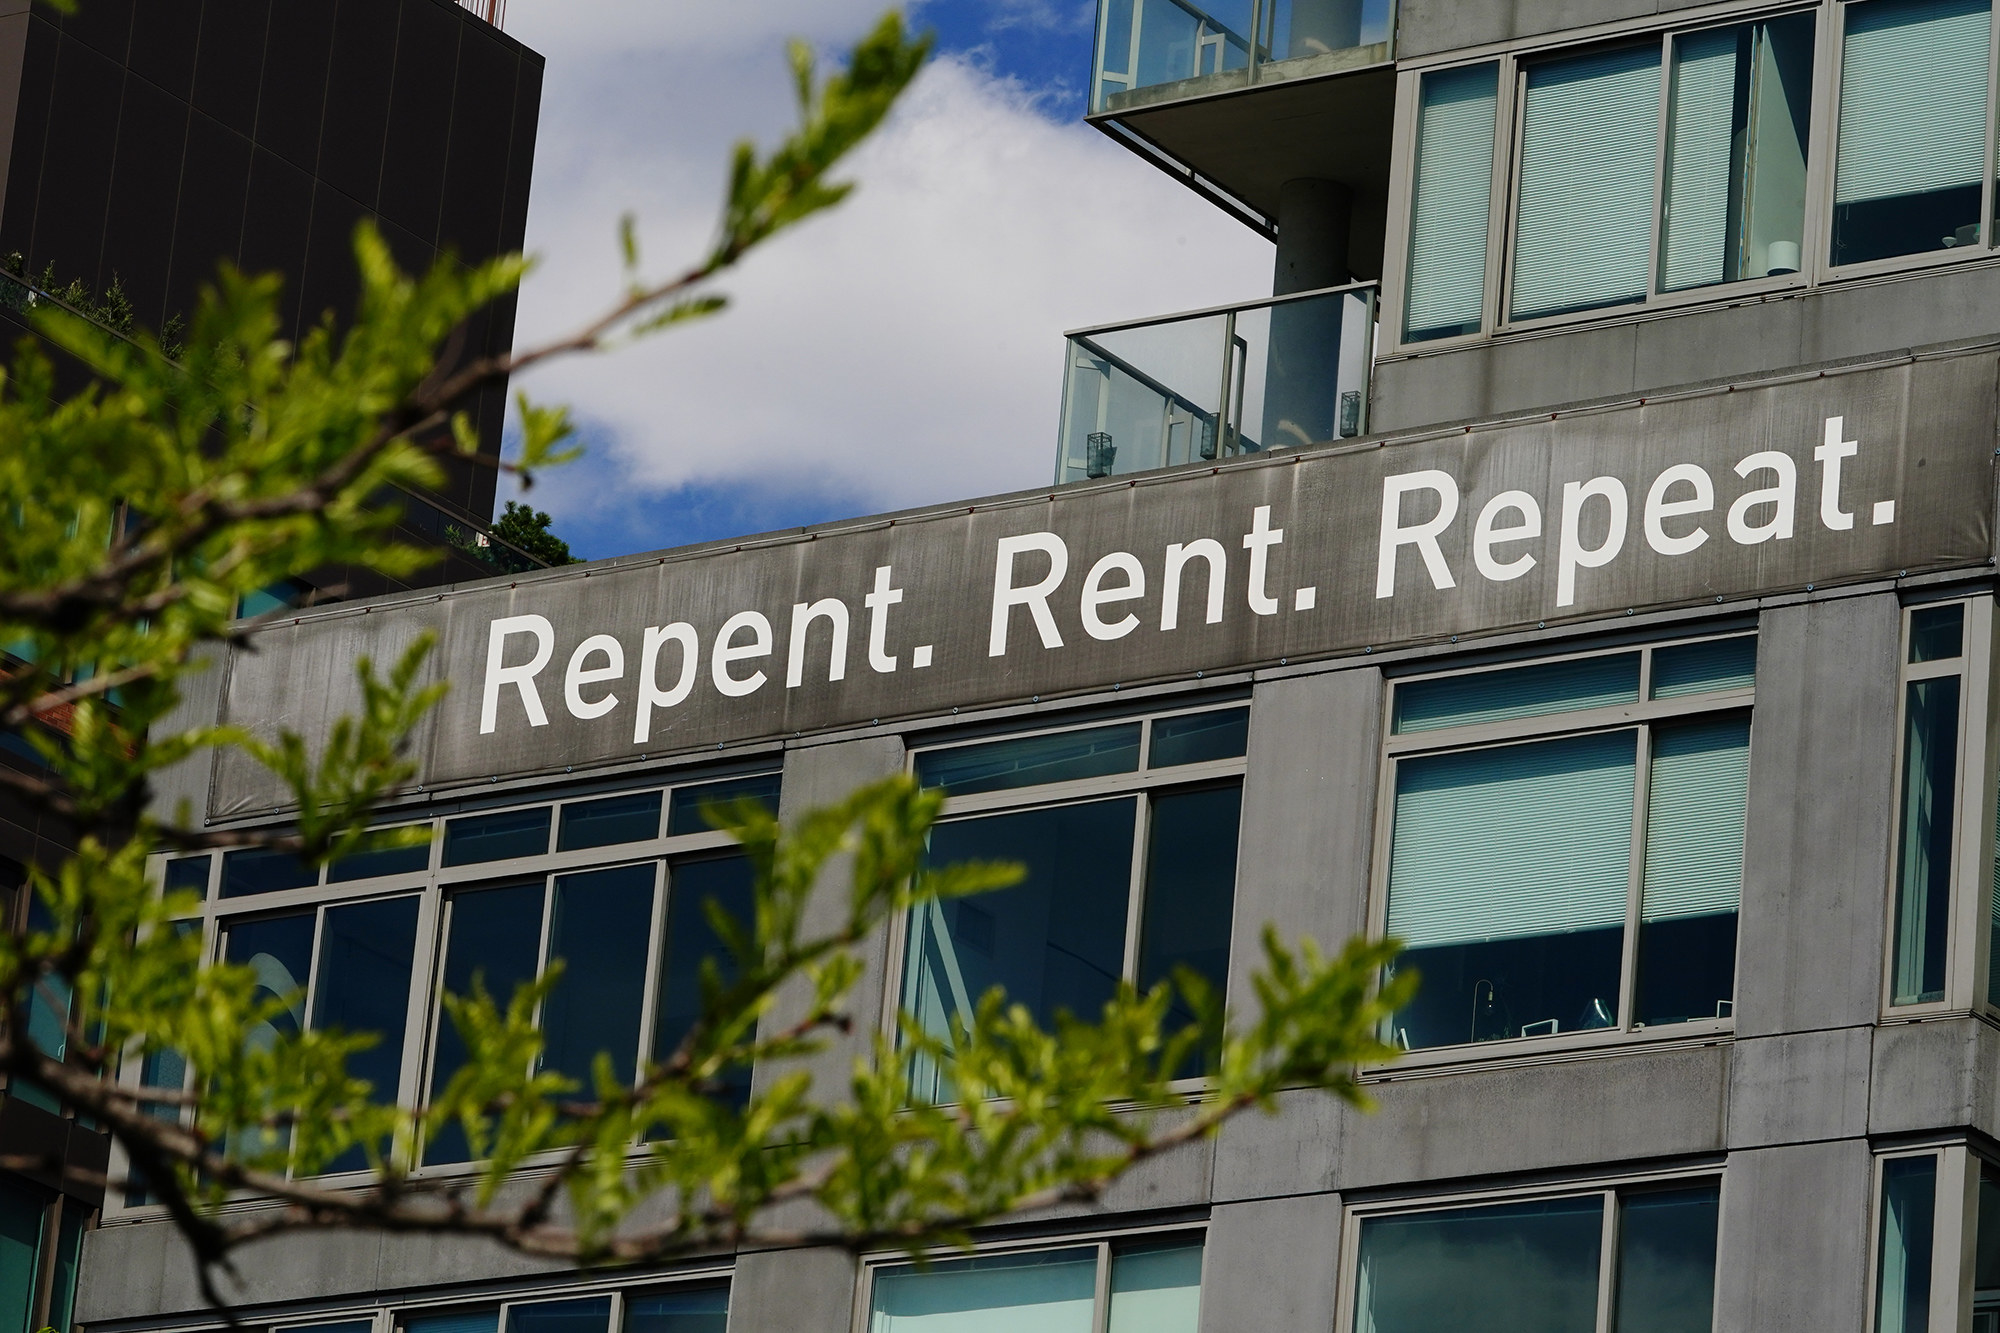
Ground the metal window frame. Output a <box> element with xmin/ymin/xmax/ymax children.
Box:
<box><xmin>1333</xmin><ymin>1164</ymin><xmax>1727</xmax><ymax>1333</ymax></box>
<box><xmin>1366</xmin><ymin>630</ymin><xmax>1757</xmax><ymax>1068</ymax></box>
<box><xmin>1864</xmin><ymin>1142</ymin><xmax>1974</xmax><ymax>1333</ymax></box>
<box><xmin>1880</xmin><ymin>595</ymin><xmax>1994</xmax><ymax>1016</ymax></box>
<box><xmin>851</xmin><ymin>1221</ymin><xmax>1209</xmax><ymax>1333</ymax></box>
<box><xmin>112</xmin><ymin>769</ymin><xmax>781</xmax><ymax>1218</ymax></box>
<box><xmin>882</xmin><ymin>705</ymin><xmax>1252</xmax><ymax>1073</ymax></box>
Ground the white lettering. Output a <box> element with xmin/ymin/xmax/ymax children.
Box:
<box><xmin>563</xmin><ymin>634</ymin><xmax>624</xmax><ymax>720</ymax></box>
<box><xmin>1472</xmin><ymin>491</ymin><xmax>1540</xmax><ymax>582</ymax></box>
<box><xmin>479</xmin><ymin>615</ymin><xmax>554</xmax><ymax>734</ymax></box>
<box><xmin>1644</xmin><ymin>464</ymin><xmax>1714</xmax><ymax>556</ymax></box>
<box><xmin>1814</xmin><ymin>417</ymin><xmax>1858</xmax><ymax>531</ymax></box>
<box><xmin>989</xmin><ymin>532</ymin><xmax>1068</xmax><ymax>656</ymax></box>
<box><xmin>712</xmin><ymin>611</ymin><xmax>773</xmax><ymax>697</ymax></box>
<box><xmin>863</xmin><ymin>566</ymin><xmax>903</xmax><ymax>673</ymax></box>
<box><xmin>633</xmin><ymin>623</ymin><xmax>698</xmax><ymax>744</ymax></box>
<box><xmin>1160</xmin><ymin>539</ymin><xmax>1226</xmax><ymax>631</ymax></box>
<box><xmin>1242</xmin><ymin>506</ymin><xmax>1285</xmax><ymax>615</ymax></box>
<box><xmin>786</xmin><ymin>598</ymin><xmax>850</xmax><ymax>688</ymax></box>
<box><xmin>1728</xmin><ymin>450</ymin><xmax>1797</xmax><ymax>544</ymax></box>
<box><xmin>1557</xmin><ymin>477</ymin><xmax>1628</xmax><ymax>608</ymax></box>
<box><xmin>1081</xmin><ymin>552</ymin><xmax>1146</xmax><ymax>640</ymax></box>
<box><xmin>1376</xmin><ymin>471</ymin><xmax>1459</xmax><ymax>598</ymax></box>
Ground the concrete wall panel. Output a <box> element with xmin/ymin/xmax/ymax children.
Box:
<box><xmin>1736</xmin><ymin>596</ymin><xmax>1899</xmax><ymax>1037</ymax></box>
<box><xmin>1725</xmin><ymin>1027</ymin><xmax>1872</xmax><ymax>1149</ymax></box>
<box><xmin>726</xmin><ymin>1247</ymin><xmax>858</xmax><ymax>1333</ymax></box>
<box><xmin>1713</xmin><ymin>1140</ymin><xmax>1873</xmax><ymax>1333</ymax></box>
<box><xmin>1198</xmin><ymin>1194</ymin><xmax>1344</xmax><ymax>1333</ymax></box>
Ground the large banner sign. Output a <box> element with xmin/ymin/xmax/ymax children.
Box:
<box><xmin>210</xmin><ymin>352</ymin><xmax>1997</xmax><ymax>815</ymax></box>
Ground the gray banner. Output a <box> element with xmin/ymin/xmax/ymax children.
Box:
<box><xmin>210</xmin><ymin>352</ymin><xmax>1997</xmax><ymax>817</ymax></box>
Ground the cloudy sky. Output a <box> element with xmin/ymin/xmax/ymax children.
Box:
<box><xmin>496</xmin><ymin>0</ymin><xmax>1273</xmax><ymax>561</ymax></box>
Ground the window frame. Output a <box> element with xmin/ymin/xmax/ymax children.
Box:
<box><xmin>1882</xmin><ymin>596</ymin><xmax>1995</xmax><ymax>1017</ymax></box>
<box><xmin>115</xmin><ymin>767</ymin><xmax>781</xmax><ymax>1214</ymax></box>
<box><xmin>1333</xmin><ymin>1166</ymin><xmax>1726</xmax><ymax>1333</ymax></box>
<box><xmin>1865</xmin><ymin>1142</ymin><xmax>1977</xmax><ymax>1333</ymax></box>
<box><xmin>1368</xmin><ymin>631</ymin><xmax>1756</xmax><ymax>1067</ymax></box>
<box><xmin>135</xmin><ymin>1273</ymin><xmax>736</xmax><ymax>1333</ymax></box>
<box><xmin>885</xmin><ymin>703</ymin><xmax>1252</xmax><ymax>1087</ymax></box>
<box><xmin>852</xmin><ymin>1222</ymin><xmax>1208</xmax><ymax>1333</ymax></box>
<box><xmin>1384</xmin><ymin>0</ymin><xmax>2000</xmax><ymax>353</ymax></box>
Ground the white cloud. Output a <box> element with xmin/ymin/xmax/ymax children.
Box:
<box><xmin>501</xmin><ymin>5</ymin><xmax>1272</xmax><ymax>533</ymax></box>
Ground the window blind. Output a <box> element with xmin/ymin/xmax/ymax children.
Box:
<box><xmin>1836</xmin><ymin>0</ymin><xmax>1993</xmax><ymax>205</ymax></box>
<box><xmin>1660</xmin><ymin>28</ymin><xmax>1741</xmax><ymax>290</ymax></box>
<box><xmin>1388</xmin><ymin>731</ymin><xmax>1637</xmax><ymax>949</ymax></box>
<box><xmin>871</xmin><ymin>1250</ymin><xmax>1099</xmax><ymax>1332</ymax></box>
<box><xmin>1512</xmin><ymin>45</ymin><xmax>1663</xmax><ymax>319</ymax></box>
<box><xmin>1406</xmin><ymin>63</ymin><xmax>1498</xmax><ymax>340</ymax></box>
<box><xmin>1642</xmin><ymin>716</ymin><xmax>1750</xmax><ymax>921</ymax></box>
<box><xmin>1394</xmin><ymin>652</ymin><xmax>1640</xmax><ymax>733</ymax></box>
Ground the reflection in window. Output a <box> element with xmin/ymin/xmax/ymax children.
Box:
<box><xmin>425</xmin><ymin>881</ymin><xmax>546</xmax><ymax>1165</ymax></box>
<box><xmin>506</xmin><ymin>1297</ymin><xmax>612</xmax><ymax>1333</ymax></box>
<box><xmin>1406</xmin><ymin>62</ymin><xmax>1498</xmax><ymax>342</ymax></box>
<box><xmin>1876</xmin><ymin>1156</ymin><xmax>1937</xmax><ymax>1333</ymax></box>
<box><xmin>404</xmin><ymin>1309</ymin><xmax>500</xmax><ymax>1333</ymax></box>
<box><xmin>655</xmin><ymin>854</ymin><xmax>756</xmax><ymax>1110</ymax></box>
<box><xmin>312</xmin><ymin>896</ymin><xmax>421</xmax><ymax>1169</ymax></box>
<box><xmin>666</xmin><ymin>774</ymin><xmax>782</xmax><ymax>837</ymax></box>
<box><xmin>1974</xmin><ymin>1162</ymin><xmax>2000</xmax><ymax>1330</ymax></box>
<box><xmin>328</xmin><ymin>829</ymin><xmax>431</xmax><ymax>883</ymax></box>
<box><xmin>442</xmin><ymin>807</ymin><xmax>552</xmax><ymax>866</ymax></box>
<box><xmin>559</xmin><ymin>792</ymin><xmax>663</xmax><ymax>852</ymax></box>
<box><xmin>1834</xmin><ymin>0</ymin><xmax>1993</xmax><ymax>266</ymax></box>
<box><xmin>540</xmin><ymin>864</ymin><xmax>656</xmax><ymax>1087</ymax></box>
<box><xmin>1148</xmin><ymin>707</ymin><xmax>1249</xmax><ymax>768</ymax></box>
<box><xmin>906</xmin><ymin>800</ymin><xmax>1137</xmax><ymax>1100</ymax></box>
<box><xmin>0</xmin><ymin>1178</ymin><xmax>45</xmax><ymax>1333</ymax></box>
<box><xmin>1356</xmin><ymin>1184</ymin><xmax>1717</xmax><ymax>1333</ymax></box>
<box><xmin>1660</xmin><ymin>15</ymin><xmax>1814</xmax><ymax>290</ymax></box>
<box><xmin>1139</xmin><ymin>784</ymin><xmax>1243</xmax><ymax>1072</ymax></box>
<box><xmin>1511</xmin><ymin>45</ymin><xmax>1662</xmax><ymax>319</ymax></box>
<box><xmin>1892</xmin><ymin>605</ymin><xmax>1967</xmax><ymax>1006</ymax></box>
<box><xmin>624</xmin><ymin>1285</ymin><xmax>730</xmax><ymax>1333</ymax></box>
<box><xmin>223</xmin><ymin>910</ymin><xmax>315</xmax><ymax>1159</ymax></box>
<box><xmin>221</xmin><ymin>845</ymin><xmax>318</xmax><ymax>898</ymax></box>
<box><xmin>916</xmin><ymin>723</ymin><xmax>1143</xmax><ymax>795</ymax></box>
<box><xmin>870</xmin><ymin>1241</ymin><xmax>1200</xmax><ymax>1333</ymax></box>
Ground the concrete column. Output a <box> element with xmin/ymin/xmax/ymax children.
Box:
<box><xmin>1198</xmin><ymin>1194</ymin><xmax>1346</xmax><ymax>1333</ymax></box>
<box><xmin>727</xmin><ymin>1246</ymin><xmax>860</xmax><ymax>1333</ymax></box>
<box><xmin>1263</xmin><ymin>179</ymin><xmax>1354</xmax><ymax>450</ymax></box>
<box><xmin>1712</xmin><ymin>1141</ymin><xmax>1874</xmax><ymax>1332</ymax></box>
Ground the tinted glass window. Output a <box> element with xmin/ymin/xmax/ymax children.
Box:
<box><xmin>1394</xmin><ymin>654</ymin><xmax>1640</xmax><ymax>733</ymax></box>
<box><xmin>541</xmin><ymin>863</ymin><xmax>656</xmax><ymax>1087</ymax></box>
<box><xmin>666</xmin><ymin>774</ymin><xmax>782</xmax><ymax>837</ymax></box>
<box><xmin>163</xmin><ymin>855</ymin><xmax>211</xmax><ymax>894</ymax></box>
<box><xmin>311</xmin><ymin>896</ymin><xmax>419</xmax><ymax>1169</ymax></box>
<box><xmin>1139</xmin><ymin>783</ymin><xmax>1242</xmax><ymax>1073</ymax></box>
<box><xmin>1358</xmin><ymin>1196</ymin><xmax>1604</xmax><ymax>1332</ymax></box>
<box><xmin>442</xmin><ymin>807</ymin><xmax>551</xmax><ymax>866</ymax></box>
<box><xmin>1148</xmin><ymin>708</ymin><xmax>1249</xmax><ymax>768</ymax></box>
<box><xmin>1910</xmin><ymin>603</ymin><xmax>1966</xmax><ymax>662</ymax></box>
<box><xmin>1615</xmin><ymin>1187</ymin><xmax>1720</xmax><ymax>1333</ymax></box>
<box><xmin>916</xmin><ymin>724</ymin><xmax>1142</xmax><ymax>795</ymax></box>
<box><xmin>221</xmin><ymin>845</ymin><xmax>318</xmax><ymax>897</ymax></box>
<box><xmin>405</xmin><ymin>1311</ymin><xmax>500</xmax><ymax>1333</ymax></box>
<box><xmin>906</xmin><ymin>800</ymin><xmax>1135</xmax><ymax>1100</ymax></box>
<box><xmin>327</xmin><ymin>829</ymin><xmax>431</xmax><ymax>883</ymax></box>
<box><xmin>656</xmin><ymin>855</ymin><xmax>756</xmax><ymax>1110</ymax></box>
<box><xmin>506</xmin><ymin>1297</ymin><xmax>612</xmax><ymax>1333</ymax></box>
<box><xmin>559</xmin><ymin>792</ymin><xmax>662</xmax><ymax>851</ymax></box>
<box><xmin>425</xmin><ymin>881</ymin><xmax>545</xmax><ymax>1165</ymax></box>
<box><xmin>624</xmin><ymin>1286</ymin><xmax>730</xmax><ymax>1333</ymax></box>
<box><xmin>1107</xmin><ymin>1242</ymin><xmax>1203</xmax><ymax>1333</ymax></box>
<box><xmin>871</xmin><ymin>1248</ymin><xmax>1098</xmax><ymax>1331</ymax></box>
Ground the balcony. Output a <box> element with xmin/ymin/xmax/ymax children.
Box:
<box><xmin>1055</xmin><ymin>281</ymin><xmax>1376</xmax><ymax>484</ymax></box>
<box><xmin>1091</xmin><ymin>0</ymin><xmax>1394</xmax><ymax>115</ymax></box>
<box><xmin>454</xmin><ymin>0</ymin><xmax>507</xmax><ymax>27</ymax></box>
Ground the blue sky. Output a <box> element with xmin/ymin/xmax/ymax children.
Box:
<box><xmin>499</xmin><ymin>0</ymin><xmax>1269</xmax><ymax>562</ymax></box>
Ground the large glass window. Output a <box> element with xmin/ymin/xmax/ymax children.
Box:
<box><xmin>1833</xmin><ymin>0</ymin><xmax>1994</xmax><ymax>266</ymax></box>
<box><xmin>1406</xmin><ymin>63</ymin><xmax>1498</xmax><ymax>342</ymax></box>
<box><xmin>1382</xmin><ymin>637</ymin><xmax>1753</xmax><ymax>1052</ymax></box>
<box><xmin>904</xmin><ymin>707</ymin><xmax>1248</xmax><ymax>1098</ymax></box>
<box><xmin>1354</xmin><ymin>1181</ymin><xmax>1719</xmax><ymax>1333</ymax></box>
<box><xmin>1875</xmin><ymin>1146</ymin><xmax>2000</xmax><ymax>1332</ymax></box>
<box><xmin>1891</xmin><ymin>601</ymin><xmax>1972</xmax><ymax>1007</ymax></box>
<box><xmin>868</xmin><ymin>1237</ymin><xmax>1202</xmax><ymax>1332</ymax></box>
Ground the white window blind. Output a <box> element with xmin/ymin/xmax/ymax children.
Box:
<box><xmin>1642</xmin><ymin>716</ymin><xmax>1750</xmax><ymax>921</ymax></box>
<box><xmin>1512</xmin><ymin>45</ymin><xmax>1663</xmax><ymax>319</ymax></box>
<box><xmin>1835</xmin><ymin>0</ymin><xmax>1993</xmax><ymax>205</ymax></box>
<box><xmin>1406</xmin><ymin>63</ymin><xmax>1499</xmax><ymax>340</ymax></box>
<box><xmin>1388</xmin><ymin>731</ymin><xmax>1637</xmax><ymax>949</ymax></box>
<box><xmin>1660</xmin><ymin>28</ymin><xmax>1741</xmax><ymax>290</ymax></box>
<box><xmin>871</xmin><ymin>1250</ymin><xmax>1098</xmax><ymax>1333</ymax></box>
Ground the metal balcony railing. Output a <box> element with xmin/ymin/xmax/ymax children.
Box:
<box><xmin>1091</xmin><ymin>0</ymin><xmax>1394</xmax><ymax>113</ymax></box>
<box><xmin>1055</xmin><ymin>281</ymin><xmax>1377</xmax><ymax>485</ymax></box>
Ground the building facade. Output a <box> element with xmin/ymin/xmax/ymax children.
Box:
<box><xmin>0</xmin><ymin>4</ymin><xmax>541</xmax><ymax>1330</ymax></box>
<box><xmin>61</xmin><ymin>0</ymin><xmax>2000</xmax><ymax>1329</ymax></box>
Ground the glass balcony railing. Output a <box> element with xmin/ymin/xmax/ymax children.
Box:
<box><xmin>1091</xmin><ymin>0</ymin><xmax>1394</xmax><ymax>113</ymax></box>
<box><xmin>1055</xmin><ymin>281</ymin><xmax>1377</xmax><ymax>485</ymax></box>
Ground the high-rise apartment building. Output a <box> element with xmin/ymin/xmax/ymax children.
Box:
<box><xmin>0</xmin><ymin>5</ymin><xmax>540</xmax><ymax>1329</ymax></box>
<box><xmin>60</xmin><ymin>0</ymin><xmax>2000</xmax><ymax>1330</ymax></box>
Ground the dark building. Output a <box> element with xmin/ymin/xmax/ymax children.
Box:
<box><xmin>0</xmin><ymin>5</ymin><xmax>542</xmax><ymax>1329</ymax></box>
<box><xmin>0</xmin><ymin>0</ymin><xmax>546</xmax><ymax>590</ymax></box>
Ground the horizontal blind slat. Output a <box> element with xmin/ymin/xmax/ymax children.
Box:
<box><xmin>1408</xmin><ymin>64</ymin><xmax>1499</xmax><ymax>337</ymax></box>
<box><xmin>1835</xmin><ymin>0</ymin><xmax>1992</xmax><ymax>203</ymax></box>
<box><xmin>1642</xmin><ymin>716</ymin><xmax>1750</xmax><ymax>921</ymax></box>
<box><xmin>1661</xmin><ymin>29</ymin><xmax>1740</xmax><ymax>291</ymax></box>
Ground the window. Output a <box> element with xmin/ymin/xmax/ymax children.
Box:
<box><xmin>1833</xmin><ymin>0</ymin><xmax>1994</xmax><ymax>266</ymax></box>
<box><xmin>901</xmin><ymin>708</ymin><xmax>1248</xmax><ymax>1098</ymax></box>
<box><xmin>1887</xmin><ymin>600</ymin><xmax>1985</xmax><ymax>1009</ymax></box>
<box><xmin>0</xmin><ymin>1178</ymin><xmax>85</xmax><ymax>1333</ymax></box>
<box><xmin>1865</xmin><ymin>1145</ymin><xmax>2000</xmax><ymax>1332</ymax></box>
<box><xmin>867</xmin><ymin>1236</ymin><xmax>1202</xmax><ymax>1332</ymax></box>
<box><xmin>274</xmin><ymin>1285</ymin><xmax>732</xmax><ymax>1333</ymax></box>
<box><xmin>1350</xmin><ymin>1180</ymin><xmax>1720</xmax><ymax>1332</ymax></box>
<box><xmin>1400</xmin><ymin>11</ymin><xmax>1817</xmax><ymax>340</ymax></box>
<box><xmin>145</xmin><ymin>770</ymin><xmax>780</xmax><ymax>1184</ymax></box>
<box><xmin>1380</xmin><ymin>636</ymin><xmax>1753</xmax><ymax>1052</ymax></box>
